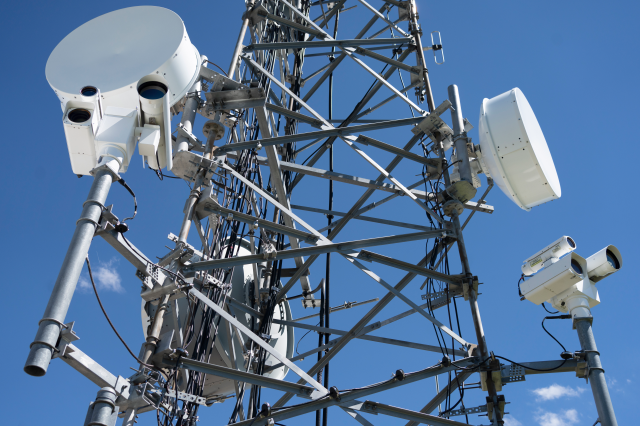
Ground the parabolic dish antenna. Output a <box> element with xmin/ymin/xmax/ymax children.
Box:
<box><xmin>45</xmin><ymin>6</ymin><xmax>200</xmax><ymax>111</ymax></box>
<box><xmin>478</xmin><ymin>88</ymin><xmax>561</xmax><ymax>211</ymax></box>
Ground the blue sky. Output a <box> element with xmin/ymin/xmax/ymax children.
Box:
<box><xmin>1</xmin><ymin>1</ymin><xmax>639</xmax><ymax>426</ymax></box>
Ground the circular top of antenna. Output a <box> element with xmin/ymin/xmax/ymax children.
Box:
<box><xmin>46</xmin><ymin>6</ymin><xmax>198</xmax><ymax>105</ymax></box>
<box><xmin>479</xmin><ymin>88</ymin><xmax>561</xmax><ymax>211</ymax></box>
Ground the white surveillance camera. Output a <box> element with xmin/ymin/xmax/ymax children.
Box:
<box><xmin>520</xmin><ymin>252</ymin><xmax>587</xmax><ymax>305</ymax></box>
<box><xmin>522</xmin><ymin>244</ymin><xmax>623</xmax><ymax>319</ymax></box>
<box><xmin>521</xmin><ymin>236</ymin><xmax>576</xmax><ymax>276</ymax></box>
<box><xmin>586</xmin><ymin>245</ymin><xmax>622</xmax><ymax>283</ymax></box>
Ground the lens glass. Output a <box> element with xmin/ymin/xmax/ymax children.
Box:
<box><xmin>567</xmin><ymin>237</ymin><xmax>576</xmax><ymax>248</ymax></box>
<box><xmin>81</xmin><ymin>86</ymin><xmax>97</xmax><ymax>96</ymax></box>
<box><xmin>140</xmin><ymin>87</ymin><xmax>166</xmax><ymax>100</ymax></box>
<box><xmin>606</xmin><ymin>250</ymin><xmax>620</xmax><ymax>269</ymax></box>
<box><xmin>68</xmin><ymin>108</ymin><xmax>91</xmax><ymax>123</ymax></box>
<box><xmin>570</xmin><ymin>259</ymin><xmax>583</xmax><ymax>275</ymax></box>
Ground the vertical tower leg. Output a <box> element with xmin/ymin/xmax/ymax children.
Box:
<box><xmin>25</xmin><ymin>167</ymin><xmax>115</xmax><ymax>377</ymax></box>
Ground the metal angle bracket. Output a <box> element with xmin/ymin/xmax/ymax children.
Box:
<box><xmin>171</xmin><ymin>150</ymin><xmax>219</xmax><ymax>183</ymax></box>
<box><xmin>205</xmin><ymin>87</ymin><xmax>267</xmax><ymax>111</ymax></box>
<box><xmin>445</xmin><ymin>404</ymin><xmax>488</xmax><ymax>418</ymax></box>
<box><xmin>302</xmin><ymin>298</ymin><xmax>322</xmax><ymax>309</ymax></box>
<box><xmin>53</xmin><ymin>321</ymin><xmax>79</xmax><ymax>359</ymax></box>
<box><xmin>199</xmin><ymin>65</ymin><xmax>248</xmax><ymax>92</ymax></box>
<box><xmin>411</xmin><ymin>100</ymin><xmax>453</xmax><ymax>138</ymax></box>
<box><xmin>177</xmin><ymin>122</ymin><xmax>203</xmax><ymax>147</ymax></box>
<box><xmin>500</xmin><ymin>363</ymin><xmax>526</xmax><ymax>384</ymax></box>
<box><xmin>136</xmin><ymin>262</ymin><xmax>160</xmax><ymax>291</ymax></box>
<box><xmin>165</xmin><ymin>389</ymin><xmax>207</xmax><ymax>405</ymax></box>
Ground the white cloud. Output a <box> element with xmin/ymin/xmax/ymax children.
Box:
<box><xmin>78</xmin><ymin>275</ymin><xmax>91</xmax><ymax>290</ymax></box>
<box><xmin>536</xmin><ymin>409</ymin><xmax>579</xmax><ymax>426</ymax></box>
<box><xmin>532</xmin><ymin>384</ymin><xmax>585</xmax><ymax>401</ymax></box>
<box><xmin>503</xmin><ymin>415</ymin><xmax>523</xmax><ymax>426</ymax></box>
<box><xmin>78</xmin><ymin>258</ymin><xmax>124</xmax><ymax>293</ymax></box>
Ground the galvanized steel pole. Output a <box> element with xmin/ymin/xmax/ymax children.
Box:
<box><xmin>575</xmin><ymin>319</ymin><xmax>618</xmax><ymax>426</ymax></box>
<box><xmin>448</xmin><ymin>85</ymin><xmax>473</xmax><ymax>186</ymax></box>
<box><xmin>25</xmin><ymin>168</ymin><xmax>114</xmax><ymax>377</ymax></box>
<box><xmin>87</xmin><ymin>387</ymin><xmax>118</xmax><ymax>426</ymax></box>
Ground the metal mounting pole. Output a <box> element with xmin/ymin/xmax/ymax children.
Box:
<box><xmin>25</xmin><ymin>168</ymin><xmax>115</xmax><ymax>377</ymax></box>
<box><xmin>86</xmin><ymin>387</ymin><xmax>118</xmax><ymax>426</ymax></box>
<box><xmin>447</xmin><ymin>84</ymin><xmax>473</xmax><ymax>185</ymax></box>
<box><xmin>408</xmin><ymin>0</ymin><xmax>435</xmax><ymax>112</ymax></box>
<box><xmin>141</xmin><ymin>294</ymin><xmax>171</xmax><ymax>365</ymax></box>
<box><xmin>228</xmin><ymin>2</ymin><xmax>253</xmax><ymax>79</ymax></box>
<box><xmin>575</xmin><ymin>319</ymin><xmax>618</xmax><ymax>426</ymax></box>
<box><xmin>437</xmin><ymin>125</ymin><xmax>501</xmax><ymax>423</ymax></box>
<box><xmin>176</xmin><ymin>80</ymin><xmax>201</xmax><ymax>153</ymax></box>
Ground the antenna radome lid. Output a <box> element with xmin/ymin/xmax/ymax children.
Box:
<box><xmin>46</xmin><ymin>6</ymin><xmax>200</xmax><ymax>110</ymax></box>
<box><xmin>478</xmin><ymin>88</ymin><xmax>561</xmax><ymax>211</ymax></box>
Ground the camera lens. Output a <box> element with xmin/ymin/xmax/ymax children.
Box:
<box><xmin>81</xmin><ymin>86</ymin><xmax>97</xmax><ymax>96</ymax></box>
<box><xmin>567</xmin><ymin>237</ymin><xmax>576</xmax><ymax>248</ymax></box>
<box><xmin>570</xmin><ymin>259</ymin><xmax>583</xmax><ymax>275</ymax></box>
<box><xmin>68</xmin><ymin>108</ymin><xmax>91</xmax><ymax>123</ymax></box>
<box><xmin>605</xmin><ymin>249</ymin><xmax>620</xmax><ymax>269</ymax></box>
<box><xmin>138</xmin><ymin>81</ymin><xmax>167</xmax><ymax>100</ymax></box>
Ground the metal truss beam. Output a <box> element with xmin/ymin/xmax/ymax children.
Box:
<box><xmin>274</xmin><ymin>248</ymin><xmax>445</xmax><ymax>407</ymax></box>
<box><xmin>265</xmin><ymin>103</ymin><xmax>324</xmax><ymax>128</ymax></box>
<box><xmin>355</xmin><ymin>135</ymin><xmax>437</xmax><ymax>165</ymax></box>
<box><xmin>245</xmin><ymin>38</ymin><xmax>411</xmax><ymax>51</ymax></box>
<box><xmin>291</xmin><ymin>204</ymin><xmax>435</xmax><ymax>232</ymax></box>
<box><xmin>230</xmin><ymin>358</ymin><xmax>478</xmax><ymax>425</ymax></box>
<box><xmin>357</xmin><ymin>250</ymin><xmax>464</xmax><ymax>285</ymax></box>
<box><xmin>272</xmin><ymin>319</ymin><xmax>465</xmax><ymax>356</ymax></box>
<box><xmin>215</xmin><ymin>116</ymin><xmax>424</xmax><ymax>153</ymax></box>
<box><xmin>164</xmin><ymin>357</ymin><xmax>316</xmax><ymax>399</ymax></box>
<box><xmin>341</xmin><ymin>256</ymin><xmax>470</xmax><ymax>348</ymax></box>
<box><xmin>351</xmin><ymin>400</ymin><xmax>472</xmax><ymax>426</ymax></box>
<box><xmin>189</xmin><ymin>288</ymin><xmax>328</xmax><ymax>396</ymax></box>
<box><xmin>252</xmin><ymin>155</ymin><xmax>436</xmax><ymax>199</ymax></box>
<box><xmin>198</xmin><ymin>203</ymin><xmax>319</xmax><ymax>244</ymax></box>
<box><xmin>404</xmin><ymin>371</ymin><xmax>474</xmax><ymax>426</ymax></box>
<box><xmin>256</xmin><ymin>107</ymin><xmax>316</xmax><ymax>295</ymax></box>
<box><xmin>184</xmin><ymin>230</ymin><xmax>447</xmax><ymax>272</ymax></box>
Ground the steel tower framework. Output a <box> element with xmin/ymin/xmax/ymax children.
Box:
<box><xmin>25</xmin><ymin>1</ymin><xmax>618</xmax><ymax>426</ymax></box>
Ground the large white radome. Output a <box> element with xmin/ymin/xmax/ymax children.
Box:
<box><xmin>478</xmin><ymin>88</ymin><xmax>561</xmax><ymax>211</ymax></box>
<box><xmin>46</xmin><ymin>6</ymin><xmax>201</xmax><ymax>112</ymax></box>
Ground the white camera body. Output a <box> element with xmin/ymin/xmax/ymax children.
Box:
<box><xmin>521</xmin><ymin>236</ymin><xmax>576</xmax><ymax>276</ymax></box>
<box><xmin>522</xmin><ymin>243</ymin><xmax>622</xmax><ymax>320</ymax></box>
<box><xmin>520</xmin><ymin>252</ymin><xmax>587</xmax><ymax>305</ymax></box>
<box><xmin>586</xmin><ymin>245</ymin><xmax>622</xmax><ymax>283</ymax></box>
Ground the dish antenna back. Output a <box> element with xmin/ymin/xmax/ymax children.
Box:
<box><xmin>478</xmin><ymin>88</ymin><xmax>561</xmax><ymax>210</ymax></box>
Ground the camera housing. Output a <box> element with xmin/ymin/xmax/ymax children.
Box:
<box><xmin>520</xmin><ymin>252</ymin><xmax>587</xmax><ymax>305</ymax></box>
<box><xmin>521</xmin><ymin>236</ymin><xmax>576</xmax><ymax>276</ymax></box>
<box><xmin>522</xmin><ymin>243</ymin><xmax>623</xmax><ymax>320</ymax></box>
<box><xmin>586</xmin><ymin>245</ymin><xmax>622</xmax><ymax>283</ymax></box>
<box><xmin>46</xmin><ymin>6</ymin><xmax>201</xmax><ymax>175</ymax></box>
